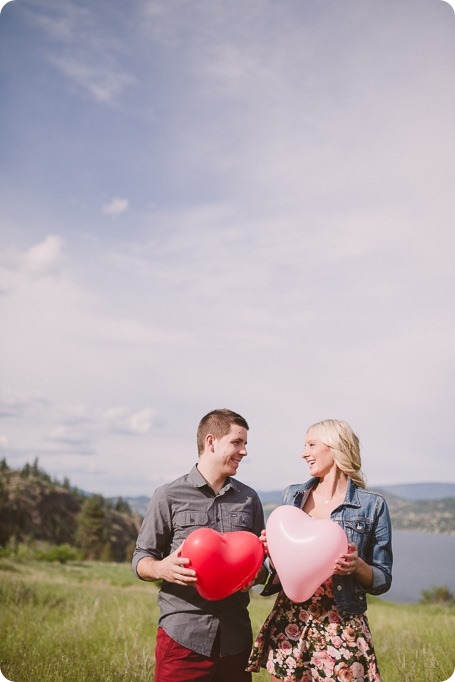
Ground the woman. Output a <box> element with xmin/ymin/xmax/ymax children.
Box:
<box><xmin>247</xmin><ymin>419</ymin><xmax>392</xmax><ymax>682</ymax></box>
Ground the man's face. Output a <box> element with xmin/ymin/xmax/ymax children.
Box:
<box><xmin>212</xmin><ymin>424</ymin><xmax>248</xmax><ymax>477</ymax></box>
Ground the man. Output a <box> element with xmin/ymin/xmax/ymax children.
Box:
<box><xmin>132</xmin><ymin>408</ymin><xmax>267</xmax><ymax>682</ymax></box>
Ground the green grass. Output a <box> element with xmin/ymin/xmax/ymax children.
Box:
<box><xmin>0</xmin><ymin>559</ymin><xmax>157</xmax><ymax>681</ymax></box>
<box><xmin>0</xmin><ymin>558</ymin><xmax>454</xmax><ymax>681</ymax></box>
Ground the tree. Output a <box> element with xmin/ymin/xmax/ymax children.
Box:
<box><xmin>75</xmin><ymin>495</ymin><xmax>107</xmax><ymax>560</ymax></box>
<box><xmin>114</xmin><ymin>497</ymin><xmax>132</xmax><ymax>515</ymax></box>
<box><xmin>20</xmin><ymin>463</ymin><xmax>32</xmax><ymax>478</ymax></box>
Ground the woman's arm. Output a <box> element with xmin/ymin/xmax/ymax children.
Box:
<box><xmin>335</xmin><ymin>495</ymin><xmax>393</xmax><ymax>594</ymax></box>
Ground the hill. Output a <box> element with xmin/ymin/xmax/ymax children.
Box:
<box><xmin>0</xmin><ymin>461</ymin><xmax>141</xmax><ymax>561</ymax></box>
<box><xmin>375</xmin><ymin>482</ymin><xmax>455</xmax><ymax>500</ymax></box>
<box><xmin>113</xmin><ymin>494</ymin><xmax>151</xmax><ymax>517</ymax></box>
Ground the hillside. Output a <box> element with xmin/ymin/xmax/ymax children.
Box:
<box><xmin>0</xmin><ymin>462</ymin><xmax>141</xmax><ymax>561</ymax></box>
<box><xmin>379</xmin><ymin>496</ymin><xmax>454</xmax><ymax>535</ymax></box>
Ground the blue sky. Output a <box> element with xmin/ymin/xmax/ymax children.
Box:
<box><xmin>1</xmin><ymin>0</ymin><xmax>454</xmax><ymax>497</ymax></box>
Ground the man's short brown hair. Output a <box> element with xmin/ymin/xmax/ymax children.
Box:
<box><xmin>196</xmin><ymin>408</ymin><xmax>249</xmax><ymax>455</ymax></box>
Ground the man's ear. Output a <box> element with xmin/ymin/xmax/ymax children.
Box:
<box><xmin>206</xmin><ymin>434</ymin><xmax>215</xmax><ymax>453</ymax></box>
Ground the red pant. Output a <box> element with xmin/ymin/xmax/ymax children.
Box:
<box><xmin>154</xmin><ymin>626</ymin><xmax>252</xmax><ymax>682</ymax></box>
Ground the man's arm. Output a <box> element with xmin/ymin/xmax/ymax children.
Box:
<box><xmin>132</xmin><ymin>486</ymin><xmax>198</xmax><ymax>586</ymax></box>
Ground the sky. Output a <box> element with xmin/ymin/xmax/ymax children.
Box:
<box><xmin>1</xmin><ymin>0</ymin><xmax>454</xmax><ymax>498</ymax></box>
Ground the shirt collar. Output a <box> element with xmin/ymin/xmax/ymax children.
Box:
<box><xmin>188</xmin><ymin>464</ymin><xmax>236</xmax><ymax>493</ymax></box>
<box><xmin>188</xmin><ymin>464</ymin><xmax>207</xmax><ymax>488</ymax></box>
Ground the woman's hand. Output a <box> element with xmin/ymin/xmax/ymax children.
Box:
<box><xmin>333</xmin><ymin>541</ymin><xmax>374</xmax><ymax>588</ymax></box>
<box><xmin>259</xmin><ymin>529</ymin><xmax>275</xmax><ymax>569</ymax></box>
<box><xmin>259</xmin><ymin>529</ymin><xmax>268</xmax><ymax>554</ymax></box>
<box><xmin>333</xmin><ymin>542</ymin><xmax>358</xmax><ymax>576</ymax></box>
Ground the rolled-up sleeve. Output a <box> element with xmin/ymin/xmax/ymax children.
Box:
<box><xmin>132</xmin><ymin>486</ymin><xmax>172</xmax><ymax>578</ymax></box>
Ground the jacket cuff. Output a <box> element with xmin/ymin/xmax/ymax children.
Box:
<box><xmin>369</xmin><ymin>565</ymin><xmax>389</xmax><ymax>594</ymax></box>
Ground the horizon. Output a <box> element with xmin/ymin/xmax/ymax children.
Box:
<box><xmin>4</xmin><ymin>457</ymin><xmax>454</xmax><ymax>500</ymax></box>
<box><xmin>1</xmin><ymin>0</ymin><xmax>454</xmax><ymax>499</ymax></box>
<box><xmin>117</xmin><ymin>480</ymin><xmax>455</xmax><ymax>500</ymax></box>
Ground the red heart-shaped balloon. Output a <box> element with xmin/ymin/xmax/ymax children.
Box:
<box><xmin>181</xmin><ymin>528</ymin><xmax>264</xmax><ymax>601</ymax></box>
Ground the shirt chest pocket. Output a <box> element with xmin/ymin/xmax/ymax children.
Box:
<box><xmin>174</xmin><ymin>510</ymin><xmax>209</xmax><ymax>531</ymax></box>
<box><xmin>228</xmin><ymin>510</ymin><xmax>253</xmax><ymax>531</ymax></box>
<box><xmin>344</xmin><ymin>519</ymin><xmax>372</xmax><ymax>549</ymax></box>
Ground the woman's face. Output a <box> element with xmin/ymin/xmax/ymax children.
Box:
<box><xmin>302</xmin><ymin>427</ymin><xmax>336</xmax><ymax>477</ymax></box>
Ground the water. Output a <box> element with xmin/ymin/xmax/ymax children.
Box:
<box><xmin>379</xmin><ymin>530</ymin><xmax>455</xmax><ymax>603</ymax></box>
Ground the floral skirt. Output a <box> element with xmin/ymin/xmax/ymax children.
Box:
<box><xmin>246</xmin><ymin>579</ymin><xmax>382</xmax><ymax>681</ymax></box>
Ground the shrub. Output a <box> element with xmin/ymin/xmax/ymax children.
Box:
<box><xmin>37</xmin><ymin>544</ymin><xmax>83</xmax><ymax>564</ymax></box>
<box><xmin>419</xmin><ymin>585</ymin><xmax>455</xmax><ymax>604</ymax></box>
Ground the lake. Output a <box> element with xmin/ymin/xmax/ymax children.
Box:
<box><xmin>379</xmin><ymin>530</ymin><xmax>455</xmax><ymax>603</ymax></box>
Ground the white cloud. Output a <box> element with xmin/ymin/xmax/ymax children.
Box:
<box><xmin>47</xmin><ymin>426</ymin><xmax>93</xmax><ymax>450</ymax></box>
<box><xmin>0</xmin><ymin>236</ymin><xmax>65</xmax><ymax>287</ymax></box>
<box><xmin>128</xmin><ymin>408</ymin><xmax>158</xmax><ymax>435</ymax></box>
<box><xmin>22</xmin><ymin>235</ymin><xmax>65</xmax><ymax>278</ymax></box>
<box><xmin>0</xmin><ymin>389</ymin><xmax>50</xmax><ymax>418</ymax></box>
<box><xmin>102</xmin><ymin>407</ymin><xmax>158</xmax><ymax>435</ymax></box>
<box><xmin>45</xmin><ymin>401</ymin><xmax>161</xmax><ymax>439</ymax></box>
<box><xmin>53</xmin><ymin>56</ymin><xmax>136</xmax><ymax>103</ymax></box>
<box><xmin>25</xmin><ymin>0</ymin><xmax>136</xmax><ymax>105</ymax></box>
<box><xmin>102</xmin><ymin>198</ymin><xmax>129</xmax><ymax>216</ymax></box>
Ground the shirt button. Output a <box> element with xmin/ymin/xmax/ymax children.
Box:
<box><xmin>337</xmin><ymin>585</ymin><xmax>342</xmax><ymax>591</ymax></box>
<box><xmin>359</xmin><ymin>595</ymin><xmax>364</xmax><ymax>600</ymax></box>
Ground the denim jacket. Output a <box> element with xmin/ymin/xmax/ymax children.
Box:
<box><xmin>262</xmin><ymin>477</ymin><xmax>393</xmax><ymax>616</ymax></box>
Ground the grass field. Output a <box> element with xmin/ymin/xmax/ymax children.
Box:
<box><xmin>0</xmin><ymin>558</ymin><xmax>454</xmax><ymax>682</ymax></box>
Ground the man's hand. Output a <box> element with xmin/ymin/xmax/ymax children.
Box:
<box><xmin>137</xmin><ymin>545</ymin><xmax>197</xmax><ymax>586</ymax></box>
<box><xmin>239</xmin><ymin>546</ymin><xmax>269</xmax><ymax>592</ymax></box>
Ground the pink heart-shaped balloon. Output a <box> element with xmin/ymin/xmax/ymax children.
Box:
<box><xmin>181</xmin><ymin>528</ymin><xmax>264</xmax><ymax>601</ymax></box>
<box><xmin>266</xmin><ymin>505</ymin><xmax>348</xmax><ymax>603</ymax></box>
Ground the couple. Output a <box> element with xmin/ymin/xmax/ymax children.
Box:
<box><xmin>132</xmin><ymin>408</ymin><xmax>393</xmax><ymax>682</ymax></box>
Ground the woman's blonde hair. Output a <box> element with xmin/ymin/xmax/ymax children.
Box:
<box><xmin>308</xmin><ymin>419</ymin><xmax>366</xmax><ymax>488</ymax></box>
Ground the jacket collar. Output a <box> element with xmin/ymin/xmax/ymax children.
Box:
<box><xmin>344</xmin><ymin>477</ymin><xmax>361</xmax><ymax>507</ymax></box>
